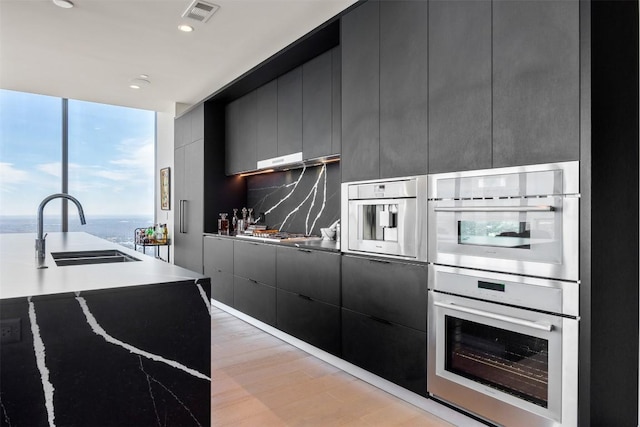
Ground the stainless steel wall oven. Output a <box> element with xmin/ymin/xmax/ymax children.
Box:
<box><xmin>341</xmin><ymin>175</ymin><xmax>428</xmax><ymax>261</ymax></box>
<box><xmin>428</xmin><ymin>265</ymin><xmax>579</xmax><ymax>426</ymax></box>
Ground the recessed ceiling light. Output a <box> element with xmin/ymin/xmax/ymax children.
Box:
<box><xmin>52</xmin><ymin>0</ymin><xmax>74</xmax><ymax>8</ymax></box>
<box><xmin>129</xmin><ymin>78</ymin><xmax>150</xmax><ymax>89</ymax></box>
<box><xmin>178</xmin><ymin>24</ymin><xmax>194</xmax><ymax>32</ymax></box>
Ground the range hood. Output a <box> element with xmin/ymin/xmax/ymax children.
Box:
<box><xmin>247</xmin><ymin>152</ymin><xmax>339</xmax><ymax>175</ymax></box>
<box><xmin>257</xmin><ymin>152</ymin><xmax>304</xmax><ymax>170</ymax></box>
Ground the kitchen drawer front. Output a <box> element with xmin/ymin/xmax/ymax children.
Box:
<box><xmin>233</xmin><ymin>276</ymin><xmax>276</xmax><ymax>326</ymax></box>
<box><xmin>233</xmin><ymin>240</ymin><xmax>276</xmax><ymax>286</ymax></box>
<box><xmin>276</xmin><ymin>289</ymin><xmax>341</xmax><ymax>356</ymax></box>
<box><xmin>342</xmin><ymin>255</ymin><xmax>427</xmax><ymax>331</ymax></box>
<box><xmin>210</xmin><ymin>269</ymin><xmax>233</xmax><ymax>306</ymax></box>
<box><xmin>203</xmin><ymin>236</ymin><xmax>234</xmax><ymax>274</ymax></box>
<box><xmin>276</xmin><ymin>246</ymin><xmax>340</xmax><ymax>305</ymax></box>
<box><xmin>342</xmin><ymin>308</ymin><xmax>426</xmax><ymax>396</ymax></box>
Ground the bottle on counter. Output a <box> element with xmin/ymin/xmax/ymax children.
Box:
<box><xmin>218</xmin><ymin>213</ymin><xmax>229</xmax><ymax>235</ymax></box>
<box><xmin>231</xmin><ymin>209</ymin><xmax>238</xmax><ymax>234</ymax></box>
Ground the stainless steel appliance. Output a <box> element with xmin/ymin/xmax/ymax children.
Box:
<box><xmin>428</xmin><ymin>265</ymin><xmax>579</xmax><ymax>426</ymax></box>
<box><xmin>341</xmin><ymin>175</ymin><xmax>427</xmax><ymax>261</ymax></box>
<box><xmin>428</xmin><ymin>162</ymin><xmax>579</xmax><ymax>281</ymax></box>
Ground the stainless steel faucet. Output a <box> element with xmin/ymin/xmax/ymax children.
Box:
<box><xmin>36</xmin><ymin>193</ymin><xmax>86</xmax><ymax>269</ymax></box>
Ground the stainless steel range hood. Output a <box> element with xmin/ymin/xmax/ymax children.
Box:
<box><xmin>251</xmin><ymin>152</ymin><xmax>340</xmax><ymax>174</ymax></box>
<box><xmin>257</xmin><ymin>152</ymin><xmax>304</xmax><ymax>170</ymax></box>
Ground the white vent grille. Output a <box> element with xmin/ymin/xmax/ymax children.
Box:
<box><xmin>182</xmin><ymin>0</ymin><xmax>219</xmax><ymax>23</ymax></box>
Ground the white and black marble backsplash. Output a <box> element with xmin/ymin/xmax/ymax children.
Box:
<box><xmin>246</xmin><ymin>162</ymin><xmax>340</xmax><ymax>235</ymax></box>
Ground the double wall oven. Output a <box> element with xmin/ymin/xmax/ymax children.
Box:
<box><xmin>427</xmin><ymin>162</ymin><xmax>580</xmax><ymax>427</ymax></box>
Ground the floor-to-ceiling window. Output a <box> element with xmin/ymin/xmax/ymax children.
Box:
<box><xmin>0</xmin><ymin>89</ymin><xmax>155</xmax><ymax>249</ymax></box>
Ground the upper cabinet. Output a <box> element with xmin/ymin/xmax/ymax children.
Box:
<box><xmin>225</xmin><ymin>91</ymin><xmax>257</xmax><ymax>175</ymax></box>
<box><xmin>277</xmin><ymin>67</ymin><xmax>303</xmax><ymax>157</ymax></box>
<box><xmin>255</xmin><ymin>80</ymin><xmax>278</xmax><ymax>162</ymax></box>
<box><xmin>428</xmin><ymin>0</ymin><xmax>579</xmax><ymax>173</ymax></box>
<box><xmin>341</xmin><ymin>0</ymin><xmax>428</xmax><ymax>183</ymax></box>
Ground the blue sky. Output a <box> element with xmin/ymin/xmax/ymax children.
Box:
<box><xmin>0</xmin><ymin>89</ymin><xmax>155</xmax><ymax>217</ymax></box>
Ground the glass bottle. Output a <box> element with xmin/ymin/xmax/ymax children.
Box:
<box><xmin>232</xmin><ymin>209</ymin><xmax>238</xmax><ymax>234</ymax></box>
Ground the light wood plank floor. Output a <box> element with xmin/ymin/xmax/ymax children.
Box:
<box><xmin>212</xmin><ymin>307</ymin><xmax>453</xmax><ymax>427</ymax></box>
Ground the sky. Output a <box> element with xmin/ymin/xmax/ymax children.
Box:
<box><xmin>0</xmin><ymin>89</ymin><xmax>155</xmax><ymax>217</ymax></box>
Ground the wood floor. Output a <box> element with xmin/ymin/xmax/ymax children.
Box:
<box><xmin>212</xmin><ymin>307</ymin><xmax>454</xmax><ymax>427</ymax></box>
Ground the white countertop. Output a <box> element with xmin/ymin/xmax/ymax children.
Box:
<box><xmin>0</xmin><ymin>232</ymin><xmax>205</xmax><ymax>300</ymax></box>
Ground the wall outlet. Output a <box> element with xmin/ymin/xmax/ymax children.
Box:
<box><xmin>0</xmin><ymin>318</ymin><xmax>21</xmax><ymax>344</ymax></box>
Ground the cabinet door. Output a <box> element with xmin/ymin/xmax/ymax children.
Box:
<box><xmin>277</xmin><ymin>67</ymin><xmax>303</xmax><ymax>156</ymax></box>
<box><xmin>341</xmin><ymin>0</ymin><xmax>380</xmax><ymax>182</ymax></box>
<box><xmin>174</xmin><ymin>113</ymin><xmax>191</xmax><ymax>149</ymax></box>
<box><xmin>379</xmin><ymin>0</ymin><xmax>428</xmax><ymax>178</ymax></box>
<box><xmin>331</xmin><ymin>47</ymin><xmax>342</xmax><ymax>156</ymax></box>
<box><xmin>225</xmin><ymin>93</ymin><xmax>257</xmax><ymax>174</ymax></box>
<box><xmin>303</xmin><ymin>50</ymin><xmax>333</xmax><ymax>160</ymax></box>
<box><xmin>276</xmin><ymin>247</ymin><xmax>340</xmax><ymax>305</ymax></box>
<box><xmin>255</xmin><ymin>80</ymin><xmax>278</xmax><ymax>161</ymax></box>
<box><xmin>277</xmin><ymin>289</ymin><xmax>341</xmax><ymax>356</ymax></box>
<box><xmin>203</xmin><ymin>236</ymin><xmax>233</xmax><ymax>273</ymax></box>
<box><xmin>233</xmin><ymin>240</ymin><xmax>276</xmax><ymax>286</ymax></box>
<box><xmin>342</xmin><ymin>256</ymin><xmax>427</xmax><ymax>331</ymax></box>
<box><xmin>174</xmin><ymin>146</ymin><xmax>187</xmax><ymax>266</ymax></box>
<box><xmin>233</xmin><ymin>276</ymin><xmax>276</xmax><ymax>326</ymax></box>
<box><xmin>209</xmin><ymin>269</ymin><xmax>234</xmax><ymax>306</ymax></box>
<box><xmin>428</xmin><ymin>0</ymin><xmax>492</xmax><ymax>173</ymax></box>
<box><xmin>492</xmin><ymin>0</ymin><xmax>579</xmax><ymax>167</ymax></box>
<box><xmin>342</xmin><ymin>308</ymin><xmax>427</xmax><ymax>396</ymax></box>
<box><xmin>191</xmin><ymin>103</ymin><xmax>205</xmax><ymax>143</ymax></box>
<box><xmin>225</xmin><ymin>99</ymin><xmax>241</xmax><ymax>175</ymax></box>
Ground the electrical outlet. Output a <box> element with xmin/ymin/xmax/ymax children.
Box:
<box><xmin>0</xmin><ymin>318</ymin><xmax>21</xmax><ymax>344</ymax></box>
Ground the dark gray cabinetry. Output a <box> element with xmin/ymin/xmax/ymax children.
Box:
<box><xmin>255</xmin><ymin>80</ymin><xmax>278</xmax><ymax>161</ymax></box>
<box><xmin>341</xmin><ymin>0</ymin><xmax>428</xmax><ymax>182</ymax></box>
<box><xmin>303</xmin><ymin>49</ymin><xmax>334</xmax><ymax>160</ymax></box>
<box><xmin>492</xmin><ymin>0</ymin><xmax>579</xmax><ymax>167</ymax></box>
<box><xmin>341</xmin><ymin>255</ymin><xmax>427</xmax><ymax>395</ymax></box>
<box><xmin>191</xmin><ymin>103</ymin><xmax>205</xmax><ymax>143</ymax></box>
<box><xmin>203</xmin><ymin>236</ymin><xmax>234</xmax><ymax>306</ymax></box>
<box><xmin>225</xmin><ymin>92</ymin><xmax>257</xmax><ymax>175</ymax></box>
<box><xmin>233</xmin><ymin>240</ymin><xmax>276</xmax><ymax>286</ymax></box>
<box><xmin>234</xmin><ymin>276</ymin><xmax>276</xmax><ymax>326</ymax></box>
<box><xmin>379</xmin><ymin>0</ymin><xmax>428</xmax><ymax>179</ymax></box>
<box><xmin>174</xmin><ymin>113</ymin><xmax>191</xmax><ymax>149</ymax></box>
<box><xmin>342</xmin><ymin>308</ymin><xmax>427</xmax><ymax>395</ymax></box>
<box><xmin>341</xmin><ymin>0</ymin><xmax>380</xmax><ymax>183</ymax></box>
<box><xmin>277</xmin><ymin>67</ymin><xmax>303</xmax><ymax>157</ymax></box>
<box><xmin>428</xmin><ymin>0</ymin><xmax>492</xmax><ymax>173</ymax></box>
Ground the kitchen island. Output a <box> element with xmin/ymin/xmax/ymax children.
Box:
<box><xmin>0</xmin><ymin>232</ymin><xmax>211</xmax><ymax>427</ymax></box>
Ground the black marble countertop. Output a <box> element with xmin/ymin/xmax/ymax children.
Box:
<box><xmin>0</xmin><ymin>232</ymin><xmax>206</xmax><ymax>300</ymax></box>
<box><xmin>203</xmin><ymin>233</ymin><xmax>341</xmax><ymax>253</ymax></box>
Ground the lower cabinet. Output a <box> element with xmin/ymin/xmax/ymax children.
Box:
<box><xmin>342</xmin><ymin>308</ymin><xmax>427</xmax><ymax>396</ymax></box>
<box><xmin>233</xmin><ymin>276</ymin><xmax>276</xmax><ymax>326</ymax></box>
<box><xmin>276</xmin><ymin>289</ymin><xmax>341</xmax><ymax>356</ymax></box>
<box><xmin>209</xmin><ymin>270</ymin><xmax>234</xmax><ymax>306</ymax></box>
<box><xmin>203</xmin><ymin>236</ymin><xmax>234</xmax><ymax>306</ymax></box>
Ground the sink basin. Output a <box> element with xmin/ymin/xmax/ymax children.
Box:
<box><xmin>51</xmin><ymin>250</ymin><xmax>141</xmax><ymax>266</ymax></box>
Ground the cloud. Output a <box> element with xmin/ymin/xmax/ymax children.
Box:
<box><xmin>0</xmin><ymin>162</ymin><xmax>29</xmax><ymax>185</ymax></box>
<box><xmin>36</xmin><ymin>162</ymin><xmax>62</xmax><ymax>178</ymax></box>
<box><xmin>110</xmin><ymin>137</ymin><xmax>154</xmax><ymax>179</ymax></box>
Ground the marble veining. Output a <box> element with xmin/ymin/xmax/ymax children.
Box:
<box><xmin>279</xmin><ymin>164</ymin><xmax>327</xmax><ymax>234</ymax></box>
<box><xmin>196</xmin><ymin>283</ymin><xmax>211</xmax><ymax>316</ymax></box>
<box><xmin>28</xmin><ymin>296</ymin><xmax>56</xmax><ymax>427</ymax></box>
<box><xmin>0</xmin><ymin>398</ymin><xmax>11</xmax><ymax>426</ymax></box>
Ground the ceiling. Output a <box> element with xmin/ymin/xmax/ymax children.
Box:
<box><xmin>0</xmin><ymin>0</ymin><xmax>358</xmax><ymax>114</ymax></box>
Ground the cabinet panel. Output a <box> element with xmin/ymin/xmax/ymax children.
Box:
<box><xmin>174</xmin><ymin>113</ymin><xmax>191</xmax><ymax>149</ymax></box>
<box><xmin>233</xmin><ymin>276</ymin><xmax>276</xmax><ymax>326</ymax></box>
<box><xmin>331</xmin><ymin>47</ymin><xmax>342</xmax><ymax>156</ymax></box>
<box><xmin>210</xmin><ymin>270</ymin><xmax>234</xmax><ymax>306</ymax></box>
<box><xmin>342</xmin><ymin>255</ymin><xmax>427</xmax><ymax>331</ymax></box>
<box><xmin>277</xmin><ymin>289</ymin><xmax>341</xmax><ymax>356</ymax></box>
<box><xmin>303</xmin><ymin>50</ymin><xmax>333</xmax><ymax>160</ymax></box>
<box><xmin>379</xmin><ymin>0</ymin><xmax>428</xmax><ymax>178</ymax></box>
<box><xmin>256</xmin><ymin>80</ymin><xmax>278</xmax><ymax>161</ymax></box>
<box><xmin>341</xmin><ymin>0</ymin><xmax>380</xmax><ymax>182</ymax></box>
<box><xmin>276</xmin><ymin>246</ymin><xmax>340</xmax><ymax>305</ymax></box>
<box><xmin>233</xmin><ymin>240</ymin><xmax>276</xmax><ymax>286</ymax></box>
<box><xmin>277</xmin><ymin>67</ymin><xmax>303</xmax><ymax>156</ymax></box>
<box><xmin>428</xmin><ymin>0</ymin><xmax>492</xmax><ymax>173</ymax></box>
<box><xmin>342</xmin><ymin>308</ymin><xmax>426</xmax><ymax>396</ymax></box>
<box><xmin>225</xmin><ymin>92</ymin><xmax>257</xmax><ymax>175</ymax></box>
<box><xmin>225</xmin><ymin>99</ymin><xmax>241</xmax><ymax>175</ymax></box>
<box><xmin>203</xmin><ymin>236</ymin><xmax>233</xmax><ymax>273</ymax></box>
<box><xmin>492</xmin><ymin>0</ymin><xmax>579</xmax><ymax>167</ymax></box>
<box><xmin>191</xmin><ymin>103</ymin><xmax>205</xmax><ymax>143</ymax></box>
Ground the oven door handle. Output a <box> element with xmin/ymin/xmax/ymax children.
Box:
<box><xmin>433</xmin><ymin>205</ymin><xmax>554</xmax><ymax>213</ymax></box>
<box><xmin>433</xmin><ymin>301</ymin><xmax>553</xmax><ymax>332</ymax></box>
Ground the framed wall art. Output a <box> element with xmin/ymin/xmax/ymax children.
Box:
<box><xmin>160</xmin><ymin>167</ymin><xmax>170</xmax><ymax>210</ymax></box>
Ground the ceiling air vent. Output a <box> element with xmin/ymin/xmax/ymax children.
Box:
<box><xmin>182</xmin><ymin>0</ymin><xmax>220</xmax><ymax>23</ymax></box>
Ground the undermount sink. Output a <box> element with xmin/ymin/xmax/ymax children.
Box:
<box><xmin>51</xmin><ymin>250</ymin><xmax>141</xmax><ymax>266</ymax></box>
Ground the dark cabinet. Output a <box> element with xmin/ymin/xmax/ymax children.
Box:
<box><xmin>233</xmin><ymin>240</ymin><xmax>276</xmax><ymax>287</ymax></box>
<box><xmin>255</xmin><ymin>80</ymin><xmax>278</xmax><ymax>162</ymax></box>
<box><xmin>303</xmin><ymin>49</ymin><xmax>335</xmax><ymax>160</ymax></box>
<box><xmin>342</xmin><ymin>255</ymin><xmax>427</xmax><ymax>332</ymax></box>
<box><xmin>277</xmin><ymin>289</ymin><xmax>341</xmax><ymax>355</ymax></box>
<box><xmin>277</xmin><ymin>67</ymin><xmax>303</xmax><ymax>157</ymax></box>
<box><xmin>342</xmin><ymin>308</ymin><xmax>427</xmax><ymax>396</ymax></box>
<box><xmin>428</xmin><ymin>0</ymin><xmax>492</xmax><ymax>173</ymax></box>
<box><xmin>225</xmin><ymin>92</ymin><xmax>257</xmax><ymax>175</ymax></box>
<box><xmin>341</xmin><ymin>0</ymin><xmax>380</xmax><ymax>183</ymax></box>
<box><xmin>492</xmin><ymin>0</ymin><xmax>579</xmax><ymax>167</ymax></box>
<box><xmin>174</xmin><ymin>113</ymin><xmax>191</xmax><ymax>149</ymax></box>
<box><xmin>203</xmin><ymin>236</ymin><xmax>234</xmax><ymax>305</ymax></box>
<box><xmin>191</xmin><ymin>103</ymin><xmax>205</xmax><ymax>143</ymax></box>
<box><xmin>341</xmin><ymin>0</ymin><xmax>428</xmax><ymax>182</ymax></box>
<box><xmin>233</xmin><ymin>276</ymin><xmax>276</xmax><ymax>326</ymax></box>
<box><xmin>379</xmin><ymin>0</ymin><xmax>428</xmax><ymax>179</ymax></box>
<box><xmin>276</xmin><ymin>246</ymin><xmax>340</xmax><ymax>305</ymax></box>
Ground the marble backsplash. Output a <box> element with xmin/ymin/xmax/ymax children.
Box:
<box><xmin>246</xmin><ymin>162</ymin><xmax>340</xmax><ymax>236</ymax></box>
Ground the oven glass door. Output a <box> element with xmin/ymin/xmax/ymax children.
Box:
<box><xmin>348</xmin><ymin>198</ymin><xmax>416</xmax><ymax>258</ymax></box>
<box><xmin>429</xmin><ymin>196</ymin><xmax>578</xmax><ymax>279</ymax></box>
<box><xmin>432</xmin><ymin>293</ymin><xmax>563</xmax><ymax>422</ymax></box>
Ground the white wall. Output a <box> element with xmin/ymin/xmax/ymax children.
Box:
<box><xmin>155</xmin><ymin>111</ymin><xmax>175</xmax><ymax>263</ymax></box>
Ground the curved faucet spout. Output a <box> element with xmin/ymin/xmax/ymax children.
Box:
<box><xmin>36</xmin><ymin>193</ymin><xmax>86</xmax><ymax>268</ymax></box>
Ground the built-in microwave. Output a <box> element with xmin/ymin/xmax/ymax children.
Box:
<box><xmin>341</xmin><ymin>175</ymin><xmax>427</xmax><ymax>261</ymax></box>
<box><xmin>428</xmin><ymin>162</ymin><xmax>579</xmax><ymax>281</ymax></box>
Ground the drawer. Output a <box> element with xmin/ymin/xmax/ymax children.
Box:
<box><xmin>233</xmin><ymin>276</ymin><xmax>276</xmax><ymax>326</ymax></box>
<box><xmin>203</xmin><ymin>236</ymin><xmax>234</xmax><ymax>274</ymax></box>
<box><xmin>233</xmin><ymin>240</ymin><xmax>276</xmax><ymax>286</ymax></box>
<box><xmin>210</xmin><ymin>269</ymin><xmax>233</xmax><ymax>306</ymax></box>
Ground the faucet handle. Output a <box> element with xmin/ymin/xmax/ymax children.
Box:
<box><xmin>43</xmin><ymin>233</ymin><xmax>48</xmax><ymax>240</ymax></box>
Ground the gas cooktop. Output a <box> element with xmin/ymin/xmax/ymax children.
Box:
<box><xmin>235</xmin><ymin>232</ymin><xmax>321</xmax><ymax>243</ymax></box>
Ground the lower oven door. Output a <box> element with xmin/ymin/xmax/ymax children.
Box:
<box><xmin>428</xmin><ymin>291</ymin><xmax>578</xmax><ymax>427</ymax></box>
